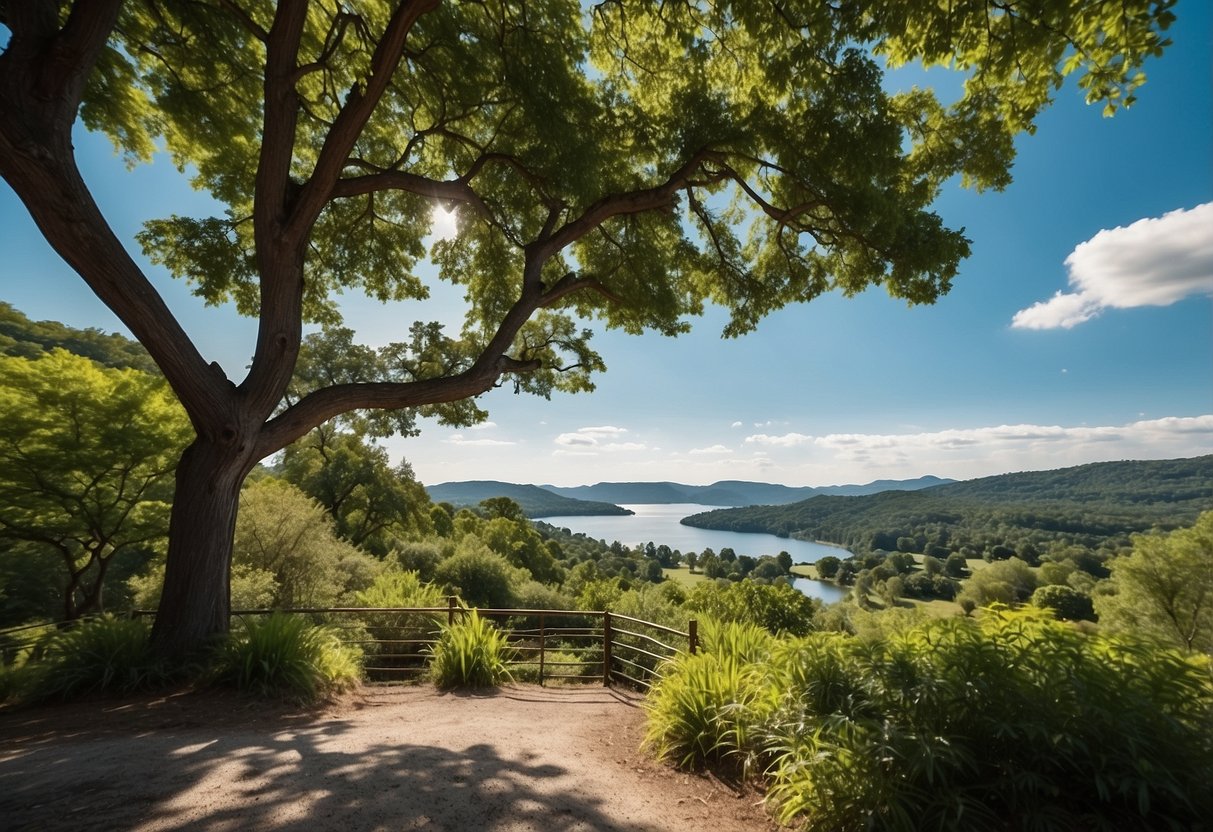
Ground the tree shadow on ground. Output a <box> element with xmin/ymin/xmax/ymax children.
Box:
<box><xmin>0</xmin><ymin>686</ymin><xmax>678</xmax><ymax>832</ymax></box>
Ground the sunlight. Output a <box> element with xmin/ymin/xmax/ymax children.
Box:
<box><xmin>429</xmin><ymin>204</ymin><xmax>459</xmax><ymax>241</ymax></box>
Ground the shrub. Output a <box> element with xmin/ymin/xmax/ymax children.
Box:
<box><xmin>215</xmin><ymin>613</ymin><xmax>362</xmax><ymax>703</ymax></box>
<box><xmin>649</xmin><ymin>609</ymin><xmax>1213</xmax><ymax>830</ymax></box>
<box><xmin>1031</xmin><ymin>584</ymin><xmax>1095</xmax><ymax>621</ymax></box>
<box><xmin>511</xmin><ymin>649</ymin><xmax>589</xmax><ymax>684</ymax></box>
<box><xmin>686</xmin><ymin>581</ymin><xmax>819</xmax><ymax>636</ymax></box>
<box><xmin>353</xmin><ymin>570</ymin><xmax>446</xmax><ymax>675</ymax></box>
<box><xmin>30</xmin><ymin>615</ymin><xmax>168</xmax><ymax>701</ymax></box>
<box><xmin>433</xmin><ymin>542</ymin><xmax>525</xmax><ymax>608</ymax></box>
<box><xmin>428</xmin><ymin>610</ymin><xmax>514</xmax><ymax>689</ymax></box>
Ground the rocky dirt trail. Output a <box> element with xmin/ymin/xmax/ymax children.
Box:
<box><xmin>0</xmin><ymin>684</ymin><xmax>778</xmax><ymax>831</ymax></box>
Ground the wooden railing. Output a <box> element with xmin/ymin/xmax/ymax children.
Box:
<box><xmin>114</xmin><ymin>600</ymin><xmax>698</xmax><ymax>690</ymax></box>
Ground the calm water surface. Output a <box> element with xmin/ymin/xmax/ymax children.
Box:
<box><xmin>543</xmin><ymin>503</ymin><xmax>849</xmax><ymax>604</ymax></box>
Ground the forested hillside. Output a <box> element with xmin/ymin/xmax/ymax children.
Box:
<box><xmin>0</xmin><ymin>303</ymin><xmax>157</xmax><ymax>373</ymax></box>
<box><xmin>683</xmin><ymin>456</ymin><xmax>1213</xmax><ymax>558</ymax></box>
<box><xmin>426</xmin><ymin>481</ymin><xmax>632</xmax><ymax>517</ymax></box>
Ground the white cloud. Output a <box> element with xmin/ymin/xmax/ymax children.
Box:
<box><xmin>553</xmin><ymin>425</ymin><xmax>645</xmax><ymax>452</ymax></box>
<box><xmin>443</xmin><ymin>433</ymin><xmax>515</xmax><ymax>447</ymax></box>
<box><xmin>554</xmin><ymin>433</ymin><xmax>598</xmax><ymax>447</ymax></box>
<box><xmin>467</xmin><ymin>421</ymin><xmax>498</xmax><ymax>431</ymax></box>
<box><xmin>811</xmin><ymin>416</ymin><xmax>1213</xmax><ymax>463</ymax></box>
<box><xmin>603</xmin><ymin>442</ymin><xmax>648</xmax><ymax>452</ymax></box>
<box><xmin>745</xmin><ymin>432</ymin><xmax>813</xmax><ymax>447</ymax></box>
<box><xmin>730</xmin><ymin>421</ymin><xmax>743</xmax><ymax>429</ymax></box>
<box><xmin>1013</xmin><ymin>202</ymin><xmax>1213</xmax><ymax>329</ymax></box>
<box><xmin>690</xmin><ymin>444</ymin><xmax>733</xmax><ymax>455</ymax></box>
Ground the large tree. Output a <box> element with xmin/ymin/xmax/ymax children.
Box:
<box><xmin>0</xmin><ymin>1</ymin><xmax>1174</xmax><ymax>656</ymax></box>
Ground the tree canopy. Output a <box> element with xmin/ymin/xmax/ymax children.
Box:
<box><xmin>0</xmin><ymin>350</ymin><xmax>191</xmax><ymax>619</ymax></box>
<box><xmin>0</xmin><ymin>0</ymin><xmax>1177</xmax><ymax>654</ymax></box>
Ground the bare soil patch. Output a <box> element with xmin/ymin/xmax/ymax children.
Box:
<box><xmin>0</xmin><ymin>684</ymin><xmax>778</xmax><ymax>831</ymax></box>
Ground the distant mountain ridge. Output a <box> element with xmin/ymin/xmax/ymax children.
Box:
<box><xmin>425</xmin><ymin>481</ymin><xmax>633</xmax><ymax>518</ymax></box>
<box><xmin>681</xmin><ymin>455</ymin><xmax>1213</xmax><ymax>555</ymax></box>
<box><xmin>426</xmin><ymin>476</ymin><xmax>953</xmax><ymax>517</ymax></box>
<box><xmin>540</xmin><ymin>476</ymin><xmax>953</xmax><ymax>506</ymax></box>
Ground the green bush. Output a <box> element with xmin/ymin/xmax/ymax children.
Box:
<box><xmin>353</xmin><ymin>570</ymin><xmax>445</xmax><ymax>675</ymax></box>
<box><xmin>428</xmin><ymin>610</ymin><xmax>514</xmax><ymax>689</ymax></box>
<box><xmin>511</xmin><ymin>649</ymin><xmax>589</xmax><ymax>683</ymax></box>
<box><xmin>433</xmin><ymin>543</ymin><xmax>524</xmax><ymax>608</ymax></box>
<box><xmin>1031</xmin><ymin>583</ymin><xmax>1095</xmax><ymax>621</ymax></box>
<box><xmin>644</xmin><ymin>649</ymin><xmax>773</xmax><ymax>773</ymax></box>
<box><xmin>29</xmin><ymin>615</ymin><xmax>168</xmax><ymax>701</ymax></box>
<box><xmin>648</xmin><ymin>608</ymin><xmax>1213</xmax><ymax>830</ymax></box>
<box><xmin>215</xmin><ymin>613</ymin><xmax>362</xmax><ymax>703</ymax></box>
<box><xmin>686</xmin><ymin>581</ymin><xmax>819</xmax><ymax>636</ymax></box>
<box><xmin>0</xmin><ymin>662</ymin><xmax>36</xmax><ymax>703</ymax></box>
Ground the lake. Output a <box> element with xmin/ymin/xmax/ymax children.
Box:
<box><xmin>542</xmin><ymin>503</ymin><xmax>849</xmax><ymax>604</ymax></box>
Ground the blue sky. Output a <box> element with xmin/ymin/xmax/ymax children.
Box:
<box><xmin>2</xmin><ymin>3</ymin><xmax>1211</xmax><ymax>488</ymax></box>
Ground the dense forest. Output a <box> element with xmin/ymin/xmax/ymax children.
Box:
<box><xmin>0</xmin><ymin>303</ymin><xmax>158</xmax><ymax>374</ymax></box>
<box><xmin>683</xmin><ymin>456</ymin><xmax>1213</xmax><ymax>559</ymax></box>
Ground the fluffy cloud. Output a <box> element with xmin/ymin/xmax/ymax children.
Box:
<box><xmin>745</xmin><ymin>432</ymin><xmax>813</xmax><ymax>447</ymax></box>
<box><xmin>814</xmin><ymin>416</ymin><xmax>1213</xmax><ymax>463</ymax></box>
<box><xmin>443</xmin><ymin>433</ymin><xmax>515</xmax><ymax>447</ymax></box>
<box><xmin>690</xmin><ymin>444</ymin><xmax>733</xmax><ymax>455</ymax></box>
<box><xmin>1013</xmin><ymin>202</ymin><xmax>1213</xmax><ymax>329</ymax></box>
<box><xmin>553</xmin><ymin>425</ymin><xmax>647</xmax><ymax>454</ymax></box>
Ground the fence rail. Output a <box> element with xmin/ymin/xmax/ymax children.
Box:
<box><xmin>117</xmin><ymin>600</ymin><xmax>695</xmax><ymax>690</ymax></box>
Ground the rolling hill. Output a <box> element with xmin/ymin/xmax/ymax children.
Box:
<box><xmin>540</xmin><ymin>476</ymin><xmax>951</xmax><ymax>506</ymax></box>
<box><xmin>681</xmin><ymin>455</ymin><xmax>1213</xmax><ymax>556</ymax></box>
<box><xmin>425</xmin><ymin>481</ymin><xmax>633</xmax><ymax>518</ymax></box>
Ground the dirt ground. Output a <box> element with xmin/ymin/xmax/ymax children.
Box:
<box><xmin>0</xmin><ymin>684</ymin><xmax>779</xmax><ymax>832</ymax></box>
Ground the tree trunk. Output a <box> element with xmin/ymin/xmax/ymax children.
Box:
<box><xmin>149</xmin><ymin>438</ymin><xmax>253</xmax><ymax>660</ymax></box>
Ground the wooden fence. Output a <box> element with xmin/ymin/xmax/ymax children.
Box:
<box><xmin>105</xmin><ymin>600</ymin><xmax>699</xmax><ymax>690</ymax></box>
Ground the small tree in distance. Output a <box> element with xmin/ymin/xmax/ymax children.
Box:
<box><xmin>0</xmin><ymin>1</ymin><xmax>1176</xmax><ymax>656</ymax></box>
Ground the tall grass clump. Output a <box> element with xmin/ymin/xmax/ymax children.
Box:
<box><xmin>645</xmin><ymin>619</ymin><xmax>776</xmax><ymax>772</ymax></box>
<box><xmin>428</xmin><ymin>609</ymin><xmax>514</xmax><ymax>689</ymax></box>
<box><xmin>215</xmin><ymin>613</ymin><xmax>362</xmax><ymax>703</ymax></box>
<box><xmin>648</xmin><ymin>608</ymin><xmax>1213</xmax><ymax>830</ymax></box>
<box><xmin>28</xmin><ymin>615</ymin><xmax>168</xmax><ymax>701</ymax></box>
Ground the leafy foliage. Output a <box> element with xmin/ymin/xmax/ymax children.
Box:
<box><xmin>685</xmin><ymin>581</ymin><xmax>820</xmax><ymax>636</ymax></box>
<box><xmin>0</xmin><ymin>351</ymin><xmax>191</xmax><ymax>620</ymax></box>
<box><xmin>644</xmin><ymin>620</ymin><xmax>776</xmax><ymax>775</ymax></box>
<box><xmin>215</xmin><ymin>613</ymin><xmax>362</xmax><ymax>703</ymax></box>
<box><xmin>278</xmin><ymin>425</ymin><xmax>432</xmax><ymax>556</ymax></box>
<box><xmin>428</xmin><ymin>610</ymin><xmax>514</xmax><ymax>689</ymax></box>
<box><xmin>646</xmin><ymin>609</ymin><xmax>1213</xmax><ymax>830</ymax></box>
<box><xmin>0</xmin><ymin>302</ymin><xmax>158</xmax><ymax>373</ymax></box>
<box><xmin>28</xmin><ymin>616</ymin><xmax>169</xmax><ymax>701</ymax></box>
<box><xmin>1096</xmin><ymin>510</ymin><xmax>1213</xmax><ymax>653</ymax></box>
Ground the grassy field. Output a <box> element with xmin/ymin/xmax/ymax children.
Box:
<box><xmin>662</xmin><ymin>565</ymin><xmax>709</xmax><ymax>589</ymax></box>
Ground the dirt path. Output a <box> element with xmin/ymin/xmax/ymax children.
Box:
<box><xmin>0</xmin><ymin>684</ymin><xmax>778</xmax><ymax>831</ymax></box>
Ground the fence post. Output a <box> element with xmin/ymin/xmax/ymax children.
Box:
<box><xmin>448</xmin><ymin>596</ymin><xmax>457</xmax><ymax>626</ymax></box>
<box><xmin>602</xmin><ymin>610</ymin><xmax>613</xmax><ymax>687</ymax></box>
<box><xmin>539</xmin><ymin>612</ymin><xmax>546</xmax><ymax>687</ymax></box>
<box><xmin>688</xmin><ymin>619</ymin><xmax>698</xmax><ymax>655</ymax></box>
